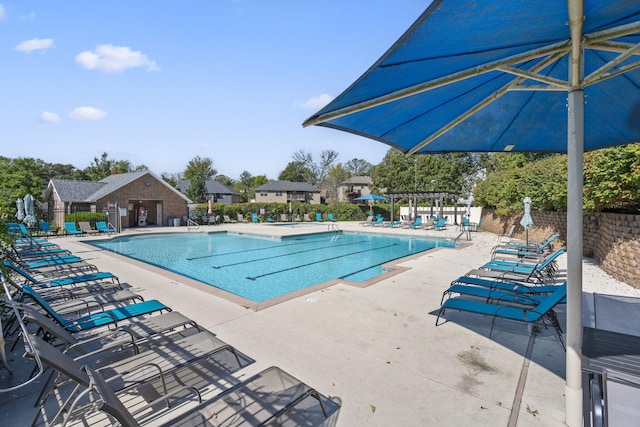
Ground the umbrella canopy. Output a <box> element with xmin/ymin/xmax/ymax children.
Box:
<box><xmin>353</xmin><ymin>194</ymin><xmax>388</xmax><ymax>201</ymax></box>
<box><xmin>23</xmin><ymin>194</ymin><xmax>36</xmax><ymax>227</ymax></box>
<box><xmin>304</xmin><ymin>2</ymin><xmax>640</xmax><ymax>425</ymax></box>
<box><xmin>15</xmin><ymin>198</ymin><xmax>25</xmax><ymax>221</ymax></box>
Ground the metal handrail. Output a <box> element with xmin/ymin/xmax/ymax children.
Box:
<box><xmin>186</xmin><ymin>219</ymin><xmax>199</xmax><ymax>231</ymax></box>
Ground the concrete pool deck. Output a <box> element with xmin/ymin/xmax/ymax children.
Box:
<box><xmin>2</xmin><ymin>221</ymin><xmax>638</xmax><ymax>426</ymax></box>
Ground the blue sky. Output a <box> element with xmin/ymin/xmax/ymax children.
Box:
<box><xmin>0</xmin><ymin>1</ymin><xmax>429</xmax><ymax>180</ymax></box>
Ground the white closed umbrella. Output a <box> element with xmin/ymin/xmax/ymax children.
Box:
<box><xmin>23</xmin><ymin>194</ymin><xmax>36</xmax><ymax>227</ymax></box>
<box><xmin>520</xmin><ymin>197</ymin><xmax>534</xmax><ymax>247</ymax></box>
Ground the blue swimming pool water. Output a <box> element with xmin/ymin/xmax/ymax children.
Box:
<box><xmin>87</xmin><ymin>232</ymin><xmax>456</xmax><ymax>303</ymax></box>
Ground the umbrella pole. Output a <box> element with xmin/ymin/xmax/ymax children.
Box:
<box><xmin>565</xmin><ymin>86</ymin><xmax>585</xmax><ymax>426</ymax></box>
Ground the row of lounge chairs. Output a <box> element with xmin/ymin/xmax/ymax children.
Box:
<box><xmin>8</xmin><ymin>221</ymin><xmax>116</xmax><ymax>239</ymax></box>
<box><xmin>435</xmin><ymin>235</ymin><xmax>567</xmax><ymax>347</ymax></box>
<box><xmin>2</xmin><ymin>230</ymin><xmax>341</xmax><ymax>426</ymax></box>
<box><xmin>360</xmin><ymin>215</ymin><xmax>448</xmax><ymax>231</ymax></box>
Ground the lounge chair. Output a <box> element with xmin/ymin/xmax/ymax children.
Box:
<box><xmin>251</xmin><ymin>213</ymin><xmax>260</xmax><ymax>223</ymax></box>
<box><xmin>327</xmin><ymin>213</ymin><xmax>338</xmax><ymax>222</ymax></box>
<box><xmin>64</xmin><ymin>221</ymin><xmax>84</xmax><ymax>235</ymax></box>
<box><xmin>5</xmin><ymin>260</ymin><xmax>120</xmax><ymax>292</ymax></box>
<box><xmin>405</xmin><ymin>217</ymin><xmax>423</xmax><ymax>229</ymax></box>
<box><xmin>280</xmin><ymin>213</ymin><xmax>289</xmax><ymax>222</ymax></box>
<box><xmin>440</xmin><ymin>280</ymin><xmax>566</xmax><ymax>305</ymax></box>
<box><xmin>26</xmin><ymin>330</ymin><xmax>242</xmax><ymax>427</ymax></box>
<box><xmin>303</xmin><ymin>213</ymin><xmax>312</xmax><ymax>222</ymax></box>
<box><xmin>362</xmin><ymin>216</ymin><xmax>384</xmax><ymax>227</ymax></box>
<box><xmin>83</xmin><ymin>364</ymin><xmax>341</xmax><ymax>427</ymax></box>
<box><xmin>21</xmin><ymin>284</ymin><xmax>171</xmax><ymax>333</ymax></box>
<box><xmin>237</xmin><ymin>213</ymin><xmax>249</xmax><ymax>223</ymax></box>
<box><xmin>38</xmin><ymin>221</ymin><xmax>58</xmax><ymax>236</ymax></box>
<box><xmin>436</xmin><ymin>282</ymin><xmax>566</xmax><ymax>347</ymax></box>
<box><xmin>493</xmin><ymin>233</ymin><xmax>560</xmax><ymax>257</ymax></box>
<box><xmin>496</xmin><ymin>224</ymin><xmax>516</xmax><ymax>243</ymax></box>
<box><xmin>433</xmin><ymin>217</ymin><xmax>447</xmax><ymax>230</ymax></box>
<box><xmin>477</xmin><ymin>247</ymin><xmax>565</xmax><ymax>283</ymax></box>
<box><xmin>221</xmin><ymin>215</ymin><xmax>236</xmax><ymax>224</ymax></box>
<box><xmin>316</xmin><ymin>213</ymin><xmax>324</xmax><ymax>221</ymax></box>
<box><xmin>79</xmin><ymin>221</ymin><xmax>99</xmax><ymax>234</ymax></box>
<box><xmin>96</xmin><ymin>221</ymin><xmax>116</xmax><ymax>233</ymax></box>
<box><xmin>18</xmin><ymin>223</ymin><xmax>35</xmax><ymax>237</ymax></box>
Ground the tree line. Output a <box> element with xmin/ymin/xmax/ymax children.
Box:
<box><xmin>2</xmin><ymin>143</ymin><xmax>639</xmax><ymax>215</ymax></box>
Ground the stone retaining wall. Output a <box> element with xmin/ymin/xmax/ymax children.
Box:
<box><xmin>479</xmin><ymin>209</ymin><xmax>640</xmax><ymax>288</ymax></box>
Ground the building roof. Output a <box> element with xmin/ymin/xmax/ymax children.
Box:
<box><xmin>47</xmin><ymin>171</ymin><xmax>191</xmax><ymax>203</ymax></box>
<box><xmin>342</xmin><ymin>176</ymin><xmax>372</xmax><ymax>185</ymax></box>
<box><xmin>255</xmin><ymin>180</ymin><xmax>320</xmax><ymax>192</ymax></box>
<box><xmin>176</xmin><ymin>180</ymin><xmax>240</xmax><ymax>196</ymax></box>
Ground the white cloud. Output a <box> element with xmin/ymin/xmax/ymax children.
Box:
<box><xmin>298</xmin><ymin>94</ymin><xmax>333</xmax><ymax>110</ymax></box>
<box><xmin>0</xmin><ymin>4</ymin><xmax>7</xmax><ymax>21</ymax></box>
<box><xmin>40</xmin><ymin>111</ymin><xmax>60</xmax><ymax>123</ymax></box>
<box><xmin>14</xmin><ymin>38</ymin><xmax>54</xmax><ymax>52</ymax></box>
<box><xmin>69</xmin><ymin>106</ymin><xmax>107</xmax><ymax>121</ymax></box>
<box><xmin>75</xmin><ymin>44</ymin><xmax>159</xmax><ymax>73</ymax></box>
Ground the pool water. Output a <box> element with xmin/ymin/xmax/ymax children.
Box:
<box><xmin>87</xmin><ymin>232</ymin><xmax>456</xmax><ymax>303</ymax></box>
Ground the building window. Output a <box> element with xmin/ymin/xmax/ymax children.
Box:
<box><xmin>275</xmin><ymin>192</ymin><xmax>282</xmax><ymax>196</ymax></box>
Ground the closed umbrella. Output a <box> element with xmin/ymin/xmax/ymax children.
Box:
<box><xmin>23</xmin><ymin>194</ymin><xmax>36</xmax><ymax>227</ymax></box>
<box><xmin>207</xmin><ymin>199</ymin><xmax>213</xmax><ymax>215</ymax></box>
<box><xmin>520</xmin><ymin>197</ymin><xmax>534</xmax><ymax>247</ymax></box>
<box><xmin>15</xmin><ymin>198</ymin><xmax>25</xmax><ymax>222</ymax></box>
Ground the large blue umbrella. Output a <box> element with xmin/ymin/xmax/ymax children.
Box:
<box><xmin>353</xmin><ymin>194</ymin><xmax>388</xmax><ymax>201</ymax></box>
<box><xmin>304</xmin><ymin>2</ymin><xmax>640</xmax><ymax>423</ymax></box>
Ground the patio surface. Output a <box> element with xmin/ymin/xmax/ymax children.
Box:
<box><xmin>2</xmin><ymin>220</ymin><xmax>637</xmax><ymax>426</ymax></box>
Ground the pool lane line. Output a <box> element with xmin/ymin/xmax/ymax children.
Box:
<box><xmin>246</xmin><ymin>243</ymin><xmax>398</xmax><ymax>280</ymax></box>
<box><xmin>210</xmin><ymin>239</ymin><xmax>370</xmax><ymax>269</ymax></box>
<box><xmin>185</xmin><ymin>235</ymin><xmax>335</xmax><ymax>260</ymax></box>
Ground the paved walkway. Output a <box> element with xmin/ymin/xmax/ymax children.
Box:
<box><xmin>2</xmin><ymin>221</ymin><xmax>631</xmax><ymax>426</ymax></box>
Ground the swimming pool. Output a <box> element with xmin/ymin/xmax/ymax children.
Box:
<box><xmin>87</xmin><ymin>231</ymin><xmax>456</xmax><ymax>303</ymax></box>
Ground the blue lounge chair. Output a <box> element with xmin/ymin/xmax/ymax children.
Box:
<box><xmin>362</xmin><ymin>216</ymin><xmax>384</xmax><ymax>227</ymax></box>
<box><xmin>21</xmin><ymin>284</ymin><xmax>170</xmax><ymax>333</ymax></box>
<box><xmin>433</xmin><ymin>217</ymin><xmax>447</xmax><ymax>230</ymax></box>
<box><xmin>64</xmin><ymin>222</ymin><xmax>84</xmax><ymax>235</ymax></box>
<box><xmin>493</xmin><ymin>233</ymin><xmax>560</xmax><ymax>257</ymax></box>
<box><xmin>327</xmin><ymin>213</ymin><xmax>338</xmax><ymax>222</ymax></box>
<box><xmin>406</xmin><ymin>217</ymin><xmax>423</xmax><ymax>229</ymax></box>
<box><xmin>436</xmin><ymin>282</ymin><xmax>566</xmax><ymax>347</ymax></box>
<box><xmin>441</xmin><ymin>280</ymin><xmax>566</xmax><ymax>305</ymax></box>
<box><xmin>479</xmin><ymin>247</ymin><xmax>565</xmax><ymax>282</ymax></box>
<box><xmin>316</xmin><ymin>213</ymin><xmax>324</xmax><ymax>221</ymax></box>
<box><xmin>251</xmin><ymin>213</ymin><xmax>260</xmax><ymax>223</ymax></box>
<box><xmin>95</xmin><ymin>221</ymin><xmax>115</xmax><ymax>233</ymax></box>
<box><xmin>38</xmin><ymin>221</ymin><xmax>58</xmax><ymax>236</ymax></box>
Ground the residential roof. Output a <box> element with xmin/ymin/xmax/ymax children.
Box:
<box><xmin>255</xmin><ymin>180</ymin><xmax>320</xmax><ymax>192</ymax></box>
<box><xmin>176</xmin><ymin>180</ymin><xmax>240</xmax><ymax>196</ymax></box>
<box><xmin>342</xmin><ymin>176</ymin><xmax>372</xmax><ymax>185</ymax></box>
<box><xmin>47</xmin><ymin>171</ymin><xmax>191</xmax><ymax>203</ymax></box>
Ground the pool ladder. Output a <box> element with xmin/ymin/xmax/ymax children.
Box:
<box><xmin>187</xmin><ymin>219</ymin><xmax>200</xmax><ymax>231</ymax></box>
<box><xmin>328</xmin><ymin>223</ymin><xmax>340</xmax><ymax>232</ymax></box>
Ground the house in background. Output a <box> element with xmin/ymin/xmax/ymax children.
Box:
<box><xmin>44</xmin><ymin>171</ymin><xmax>190</xmax><ymax>229</ymax></box>
<box><xmin>339</xmin><ymin>176</ymin><xmax>372</xmax><ymax>202</ymax></box>
<box><xmin>175</xmin><ymin>180</ymin><xmax>241</xmax><ymax>205</ymax></box>
<box><xmin>254</xmin><ymin>180</ymin><xmax>321</xmax><ymax>204</ymax></box>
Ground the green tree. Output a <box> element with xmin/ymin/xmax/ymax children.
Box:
<box><xmin>235</xmin><ymin>171</ymin><xmax>254</xmax><ymax>202</ymax></box>
<box><xmin>324</xmin><ymin>163</ymin><xmax>351</xmax><ymax>203</ymax></box>
<box><xmin>184</xmin><ymin>156</ymin><xmax>216</xmax><ymax>204</ymax></box>
<box><xmin>584</xmin><ymin>143</ymin><xmax>640</xmax><ymax>212</ymax></box>
<box><xmin>344</xmin><ymin>158</ymin><xmax>372</xmax><ymax>176</ymax></box>
<box><xmin>184</xmin><ymin>156</ymin><xmax>216</xmax><ymax>181</ymax></box>
<box><xmin>371</xmin><ymin>149</ymin><xmax>477</xmax><ymax>196</ymax></box>
<box><xmin>185</xmin><ymin>174</ymin><xmax>206</xmax><ymax>203</ymax></box>
<box><xmin>278</xmin><ymin>161</ymin><xmax>312</xmax><ymax>182</ymax></box>
<box><xmin>215</xmin><ymin>174</ymin><xmax>236</xmax><ymax>187</ymax></box>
